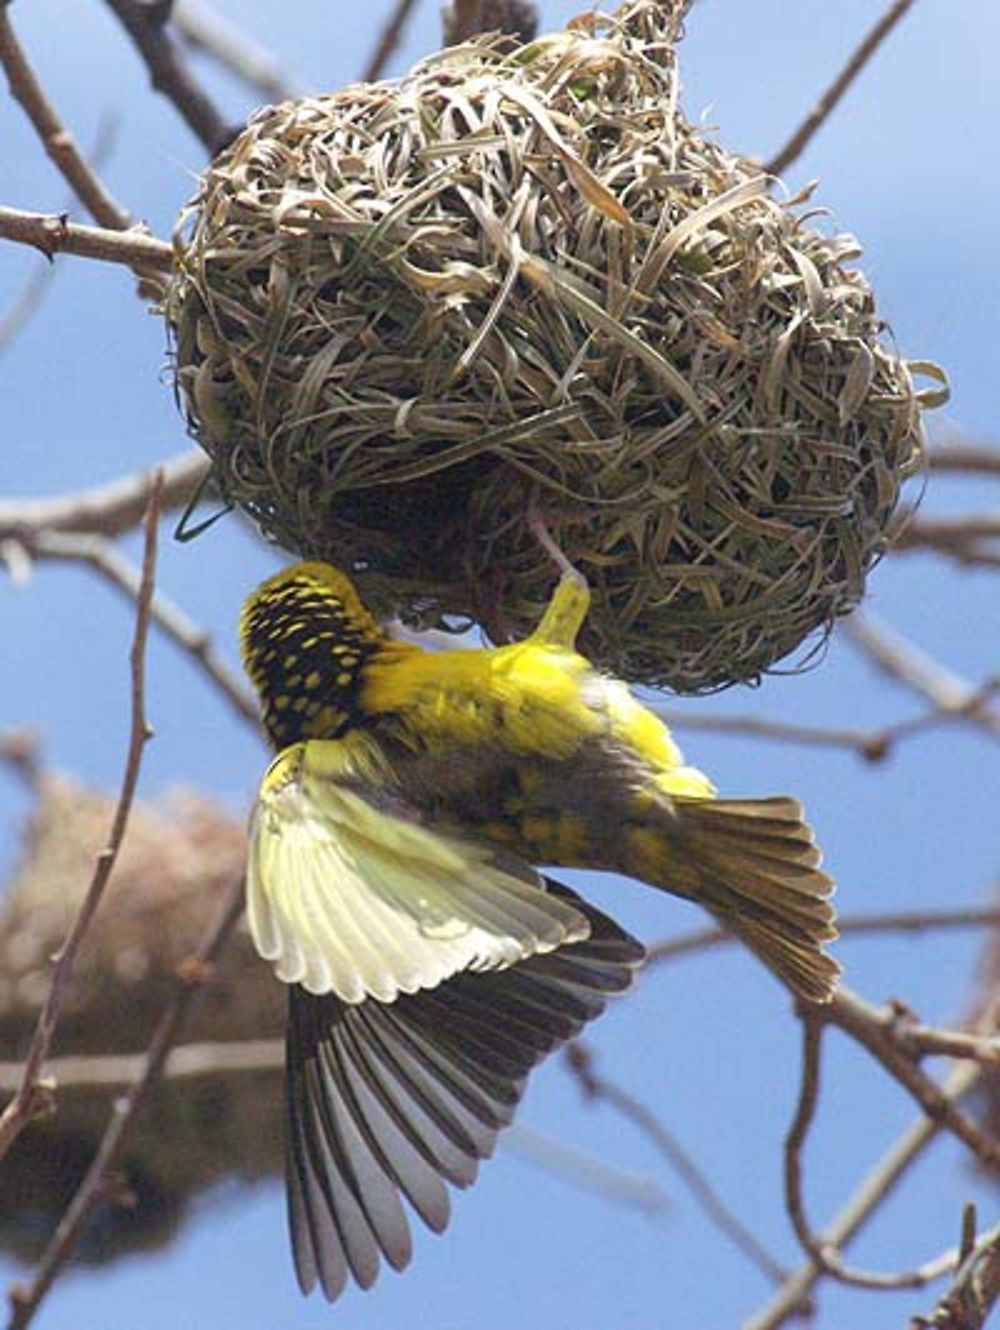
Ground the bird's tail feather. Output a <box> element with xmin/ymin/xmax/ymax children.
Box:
<box><xmin>672</xmin><ymin>796</ymin><xmax>840</xmax><ymax>1003</ymax></box>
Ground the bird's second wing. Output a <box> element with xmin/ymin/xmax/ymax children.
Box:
<box><xmin>286</xmin><ymin>878</ymin><xmax>646</xmax><ymax>1301</ymax></box>
<box><xmin>247</xmin><ymin>742</ymin><xmax>592</xmax><ymax>1003</ymax></box>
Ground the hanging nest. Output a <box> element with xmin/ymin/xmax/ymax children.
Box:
<box><xmin>165</xmin><ymin>0</ymin><xmax>946</xmax><ymax>692</ymax></box>
<box><xmin>0</xmin><ymin>776</ymin><xmax>285</xmax><ymax>1265</ymax></box>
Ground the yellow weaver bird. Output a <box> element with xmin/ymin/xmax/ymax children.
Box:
<box><xmin>240</xmin><ymin>559</ymin><xmax>839</xmax><ymax>1301</ymax></box>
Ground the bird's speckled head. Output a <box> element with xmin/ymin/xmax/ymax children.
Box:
<box><xmin>240</xmin><ymin>561</ymin><xmax>384</xmax><ymax>750</ymax></box>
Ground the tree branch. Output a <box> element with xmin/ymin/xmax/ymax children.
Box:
<box><xmin>0</xmin><ymin>8</ymin><xmax>130</xmax><ymax>228</ymax></box>
<box><xmin>913</xmin><ymin>1223</ymin><xmax>1000</xmax><ymax>1330</ymax></box>
<box><xmin>0</xmin><ymin>204</ymin><xmax>173</xmax><ymax>276</ymax></box>
<box><xmin>783</xmin><ymin>1017</ymin><xmax>974</xmax><ymax>1293</ymax></box>
<box><xmin>843</xmin><ymin>612</ymin><xmax>1000</xmax><ymax>738</ymax></box>
<box><xmin>765</xmin><ymin>0</ymin><xmax>918</xmax><ymax>178</ymax></box>
<box><xmin>646</xmin><ymin>904</ymin><xmax>1000</xmax><ymax>967</ymax></box>
<box><xmin>0</xmin><ymin>450</ymin><xmax>209</xmax><ymax>541</ymax></box>
<box><xmin>746</xmin><ymin>1057</ymin><xmax>985</xmax><ymax>1330</ymax></box>
<box><xmin>824</xmin><ymin>988</ymin><xmax>1000</xmax><ymax>1170</ymax></box>
<box><xmin>363</xmin><ymin>0</ymin><xmax>419</xmax><ymax>82</ymax></box>
<box><xmin>566</xmin><ymin>1042</ymin><xmax>788</xmax><ymax>1286</ymax></box>
<box><xmin>929</xmin><ymin>445</ymin><xmax>1000</xmax><ymax>478</ymax></box>
<box><xmin>0</xmin><ymin>473</ymin><xmax>162</xmax><ymax>1166</ymax></box>
<box><xmin>6</xmin><ymin>873</ymin><xmax>246</xmax><ymax>1330</ymax></box>
<box><xmin>7</xmin><ymin>526</ymin><xmax>258</xmax><ymax>727</ymax></box>
<box><xmin>172</xmin><ymin>0</ymin><xmax>300</xmax><ymax>103</ymax></box>
<box><xmin>102</xmin><ymin>0</ymin><xmax>240</xmax><ymax>154</ymax></box>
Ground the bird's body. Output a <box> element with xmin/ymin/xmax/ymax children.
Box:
<box><xmin>240</xmin><ymin>559</ymin><xmax>839</xmax><ymax>1300</ymax></box>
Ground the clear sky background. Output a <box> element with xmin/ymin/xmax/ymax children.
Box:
<box><xmin>2</xmin><ymin>2</ymin><xmax>999</xmax><ymax>1328</ymax></box>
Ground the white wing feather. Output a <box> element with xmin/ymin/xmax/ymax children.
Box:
<box><xmin>247</xmin><ymin>745</ymin><xmax>591</xmax><ymax>1003</ymax></box>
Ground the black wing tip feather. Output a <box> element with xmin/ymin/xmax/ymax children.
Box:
<box><xmin>284</xmin><ymin>879</ymin><xmax>644</xmax><ymax>1301</ymax></box>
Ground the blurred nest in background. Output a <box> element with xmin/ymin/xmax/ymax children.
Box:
<box><xmin>166</xmin><ymin>0</ymin><xmax>944</xmax><ymax>692</ymax></box>
<box><xmin>0</xmin><ymin>776</ymin><xmax>284</xmax><ymax>1265</ymax></box>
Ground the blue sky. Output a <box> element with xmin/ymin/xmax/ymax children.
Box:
<box><xmin>2</xmin><ymin>2</ymin><xmax>999</xmax><ymax>1328</ymax></box>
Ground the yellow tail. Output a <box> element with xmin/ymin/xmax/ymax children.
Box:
<box><xmin>671</xmin><ymin>796</ymin><xmax>840</xmax><ymax>1003</ymax></box>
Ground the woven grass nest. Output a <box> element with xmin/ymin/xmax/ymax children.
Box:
<box><xmin>0</xmin><ymin>777</ymin><xmax>284</xmax><ymax>1263</ymax></box>
<box><xmin>166</xmin><ymin>0</ymin><xmax>945</xmax><ymax>692</ymax></box>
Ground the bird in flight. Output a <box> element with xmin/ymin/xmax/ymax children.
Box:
<box><xmin>240</xmin><ymin>557</ymin><xmax>838</xmax><ymax>1300</ymax></box>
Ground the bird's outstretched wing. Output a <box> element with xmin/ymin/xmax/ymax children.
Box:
<box><xmin>285</xmin><ymin>878</ymin><xmax>645</xmax><ymax>1301</ymax></box>
<box><xmin>247</xmin><ymin>742</ymin><xmax>592</xmax><ymax>1003</ymax></box>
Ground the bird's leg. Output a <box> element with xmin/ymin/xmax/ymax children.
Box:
<box><xmin>526</xmin><ymin>501</ymin><xmax>590</xmax><ymax>649</ymax></box>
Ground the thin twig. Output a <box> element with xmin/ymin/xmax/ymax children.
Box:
<box><xmin>362</xmin><ymin>0</ymin><xmax>419</xmax><ymax>82</ymax></box>
<box><xmin>172</xmin><ymin>0</ymin><xmax>301</xmax><ymax>102</ymax></box>
<box><xmin>0</xmin><ymin>474</ymin><xmax>163</xmax><ymax>1167</ymax></box>
<box><xmin>0</xmin><ymin>451</ymin><xmax>210</xmax><ymax>541</ymax></box>
<box><xmin>566</xmin><ymin>1042</ymin><xmax>788</xmax><ymax>1285</ymax></box>
<box><xmin>0</xmin><ymin>117</ymin><xmax>121</xmax><ymax>356</ymax></box>
<box><xmin>892</xmin><ymin>513</ymin><xmax>1000</xmax><ymax>570</ymax></box>
<box><xmin>913</xmin><ymin>1223</ymin><xmax>1000</xmax><ymax>1330</ymax></box>
<box><xmin>655</xmin><ymin>706</ymin><xmax>898</xmax><ymax>761</ymax></box>
<box><xmin>765</xmin><ymin>0</ymin><xmax>918</xmax><ymax>178</ymax></box>
<box><xmin>0</xmin><ymin>1039</ymin><xmax>667</xmax><ymax>1217</ymax></box>
<box><xmin>0</xmin><ymin>9</ymin><xmax>130</xmax><ymax>228</ymax></box>
<box><xmin>843</xmin><ymin>612</ymin><xmax>1000</xmax><ymax>737</ymax></box>
<box><xmin>899</xmin><ymin>1025</ymin><xmax>1000</xmax><ymax>1065</ymax></box>
<box><xmin>6</xmin><ymin>874</ymin><xmax>246</xmax><ymax>1330</ymax></box>
<box><xmin>646</xmin><ymin>903</ymin><xmax>1000</xmax><ymax>967</ymax></box>
<box><xmin>783</xmin><ymin>1017</ymin><xmax>970</xmax><ymax>1292</ymax></box>
<box><xmin>8</xmin><ymin>527</ymin><xmax>258</xmax><ymax>727</ymax></box>
<box><xmin>929</xmin><ymin>445</ymin><xmax>1000</xmax><ymax>478</ymax></box>
<box><xmin>657</xmin><ymin>692</ymin><xmax>999</xmax><ymax>760</ymax></box>
<box><xmin>503</xmin><ymin>1122</ymin><xmax>667</xmax><ymax>1216</ymax></box>
<box><xmin>825</xmin><ymin>988</ymin><xmax>1000</xmax><ymax>1170</ymax></box>
<box><xmin>0</xmin><ymin>205</ymin><xmax>173</xmax><ymax>276</ymax></box>
<box><xmin>746</xmin><ymin>1057</ymin><xmax>984</xmax><ymax>1330</ymax></box>
<box><xmin>102</xmin><ymin>0</ymin><xmax>239</xmax><ymax>154</ymax></box>
<box><xmin>0</xmin><ymin>1037</ymin><xmax>281</xmax><ymax>1093</ymax></box>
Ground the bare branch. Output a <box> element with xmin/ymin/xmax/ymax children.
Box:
<box><xmin>0</xmin><ymin>117</ymin><xmax>121</xmax><ymax>355</ymax></box>
<box><xmin>6</xmin><ymin>874</ymin><xmax>246</xmax><ymax>1330</ymax></box>
<box><xmin>891</xmin><ymin>513</ymin><xmax>1000</xmax><ymax>570</ymax></box>
<box><xmin>0</xmin><ymin>474</ymin><xmax>162</xmax><ymax>1166</ymax></box>
<box><xmin>647</xmin><ymin>904</ymin><xmax>1000</xmax><ymax>967</ymax></box>
<box><xmin>0</xmin><ymin>8</ymin><xmax>130</xmax><ymax>228</ymax></box>
<box><xmin>0</xmin><ymin>1037</ymin><xmax>282</xmax><ymax>1093</ymax></box>
<box><xmin>929</xmin><ymin>445</ymin><xmax>1000</xmax><ymax>478</ymax></box>
<box><xmin>8</xmin><ymin>527</ymin><xmax>258</xmax><ymax>727</ymax></box>
<box><xmin>899</xmin><ymin>1025</ymin><xmax>1000</xmax><ymax>1066</ymax></box>
<box><xmin>825</xmin><ymin>988</ymin><xmax>1000</xmax><ymax>1169</ymax></box>
<box><xmin>102</xmin><ymin>0</ymin><xmax>239</xmax><ymax>154</ymax></box>
<box><xmin>783</xmin><ymin>1017</ymin><xmax>971</xmax><ymax>1293</ymax></box>
<box><xmin>566</xmin><ymin>1042</ymin><xmax>788</xmax><ymax>1286</ymax></box>
<box><xmin>913</xmin><ymin>1223</ymin><xmax>1000</xmax><ymax>1330</ymax></box>
<box><xmin>0</xmin><ymin>1039</ymin><xmax>666</xmax><ymax>1217</ymax></box>
<box><xmin>843</xmin><ymin>612</ymin><xmax>1000</xmax><ymax>737</ymax></box>
<box><xmin>654</xmin><ymin>706</ymin><xmax>881</xmax><ymax>755</ymax></box>
<box><xmin>0</xmin><ymin>450</ymin><xmax>209</xmax><ymax>541</ymax></box>
<box><xmin>0</xmin><ymin>205</ymin><xmax>173</xmax><ymax>279</ymax></box>
<box><xmin>746</xmin><ymin>1058</ymin><xmax>984</xmax><ymax>1330</ymax></box>
<box><xmin>363</xmin><ymin>0</ymin><xmax>419</xmax><ymax>82</ymax></box>
<box><xmin>172</xmin><ymin>0</ymin><xmax>301</xmax><ymax>103</ymax></box>
<box><xmin>765</xmin><ymin>0</ymin><xmax>918</xmax><ymax>178</ymax></box>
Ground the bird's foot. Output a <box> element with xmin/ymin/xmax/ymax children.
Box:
<box><xmin>526</xmin><ymin>497</ymin><xmax>591</xmax><ymax>648</ymax></box>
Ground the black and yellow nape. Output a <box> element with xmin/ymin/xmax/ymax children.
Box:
<box><xmin>240</xmin><ymin>561</ymin><xmax>384</xmax><ymax>750</ymax></box>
